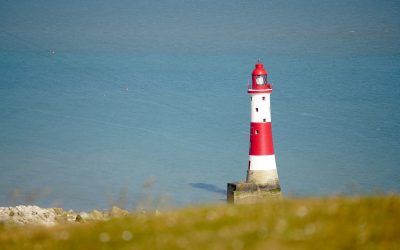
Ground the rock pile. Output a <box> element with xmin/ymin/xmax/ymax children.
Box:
<box><xmin>0</xmin><ymin>205</ymin><xmax>130</xmax><ymax>226</ymax></box>
<box><xmin>0</xmin><ymin>205</ymin><xmax>57</xmax><ymax>226</ymax></box>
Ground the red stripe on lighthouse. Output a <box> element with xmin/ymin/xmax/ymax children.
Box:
<box><xmin>247</xmin><ymin>89</ymin><xmax>272</xmax><ymax>94</ymax></box>
<box><xmin>249</xmin><ymin>122</ymin><xmax>274</xmax><ymax>155</ymax></box>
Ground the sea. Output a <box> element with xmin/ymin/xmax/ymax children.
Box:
<box><xmin>0</xmin><ymin>0</ymin><xmax>399</xmax><ymax>211</ymax></box>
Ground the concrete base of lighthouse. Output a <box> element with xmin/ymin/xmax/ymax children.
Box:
<box><xmin>227</xmin><ymin>181</ymin><xmax>281</xmax><ymax>204</ymax></box>
<box><xmin>246</xmin><ymin>169</ymin><xmax>280</xmax><ymax>187</ymax></box>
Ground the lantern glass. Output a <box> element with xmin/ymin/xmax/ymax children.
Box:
<box><xmin>255</xmin><ymin>75</ymin><xmax>267</xmax><ymax>85</ymax></box>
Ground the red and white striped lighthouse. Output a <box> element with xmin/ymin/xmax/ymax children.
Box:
<box><xmin>246</xmin><ymin>62</ymin><xmax>280</xmax><ymax>188</ymax></box>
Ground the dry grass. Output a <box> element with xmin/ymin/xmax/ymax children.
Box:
<box><xmin>1</xmin><ymin>195</ymin><xmax>399</xmax><ymax>249</ymax></box>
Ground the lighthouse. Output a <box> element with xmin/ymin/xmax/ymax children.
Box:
<box><xmin>227</xmin><ymin>61</ymin><xmax>281</xmax><ymax>203</ymax></box>
<box><xmin>246</xmin><ymin>62</ymin><xmax>280</xmax><ymax>188</ymax></box>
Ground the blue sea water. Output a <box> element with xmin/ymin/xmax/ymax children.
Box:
<box><xmin>0</xmin><ymin>0</ymin><xmax>399</xmax><ymax>210</ymax></box>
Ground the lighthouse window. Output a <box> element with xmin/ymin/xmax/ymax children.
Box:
<box><xmin>255</xmin><ymin>75</ymin><xmax>267</xmax><ymax>85</ymax></box>
<box><xmin>262</xmin><ymin>96</ymin><xmax>265</xmax><ymax>100</ymax></box>
<box><xmin>256</xmin><ymin>108</ymin><xmax>258</xmax><ymax>112</ymax></box>
<box><xmin>263</xmin><ymin>118</ymin><xmax>266</xmax><ymax>122</ymax></box>
<box><xmin>255</xmin><ymin>130</ymin><xmax>259</xmax><ymax>134</ymax></box>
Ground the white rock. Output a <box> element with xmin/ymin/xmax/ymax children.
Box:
<box><xmin>0</xmin><ymin>205</ymin><xmax>57</xmax><ymax>226</ymax></box>
<box><xmin>79</xmin><ymin>212</ymin><xmax>90</xmax><ymax>220</ymax></box>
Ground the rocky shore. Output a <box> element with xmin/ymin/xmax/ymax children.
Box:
<box><xmin>0</xmin><ymin>205</ymin><xmax>130</xmax><ymax>226</ymax></box>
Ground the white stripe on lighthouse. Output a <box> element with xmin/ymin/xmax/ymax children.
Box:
<box><xmin>249</xmin><ymin>155</ymin><xmax>277</xmax><ymax>171</ymax></box>
<box><xmin>250</xmin><ymin>93</ymin><xmax>271</xmax><ymax>123</ymax></box>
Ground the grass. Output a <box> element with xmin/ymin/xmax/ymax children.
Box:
<box><xmin>0</xmin><ymin>195</ymin><xmax>399</xmax><ymax>249</ymax></box>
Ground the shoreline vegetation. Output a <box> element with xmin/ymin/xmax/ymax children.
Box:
<box><xmin>0</xmin><ymin>195</ymin><xmax>399</xmax><ymax>249</ymax></box>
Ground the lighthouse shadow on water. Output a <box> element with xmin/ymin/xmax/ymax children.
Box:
<box><xmin>227</xmin><ymin>62</ymin><xmax>282</xmax><ymax>204</ymax></box>
<box><xmin>189</xmin><ymin>183</ymin><xmax>226</xmax><ymax>195</ymax></box>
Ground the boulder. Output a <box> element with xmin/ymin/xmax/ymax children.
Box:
<box><xmin>89</xmin><ymin>209</ymin><xmax>105</xmax><ymax>220</ymax></box>
<box><xmin>109</xmin><ymin>206</ymin><xmax>129</xmax><ymax>218</ymax></box>
<box><xmin>75</xmin><ymin>214</ymin><xmax>84</xmax><ymax>223</ymax></box>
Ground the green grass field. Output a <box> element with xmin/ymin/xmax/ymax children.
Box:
<box><xmin>1</xmin><ymin>196</ymin><xmax>399</xmax><ymax>249</ymax></box>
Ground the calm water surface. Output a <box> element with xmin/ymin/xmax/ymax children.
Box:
<box><xmin>0</xmin><ymin>0</ymin><xmax>399</xmax><ymax>210</ymax></box>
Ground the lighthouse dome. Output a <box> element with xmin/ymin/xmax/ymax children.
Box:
<box><xmin>252</xmin><ymin>63</ymin><xmax>268</xmax><ymax>76</ymax></box>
